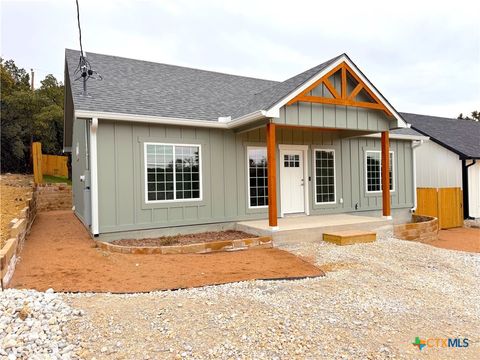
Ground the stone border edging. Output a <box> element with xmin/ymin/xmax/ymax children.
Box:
<box><xmin>393</xmin><ymin>214</ymin><xmax>439</xmax><ymax>243</ymax></box>
<box><xmin>1</xmin><ymin>191</ymin><xmax>37</xmax><ymax>290</ymax></box>
<box><xmin>95</xmin><ymin>236</ymin><xmax>273</xmax><ymax>255</ymax></box>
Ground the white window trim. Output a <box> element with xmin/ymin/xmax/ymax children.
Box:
<box><xmin>365</xmin><ymin>150</ymin><xmax>395</xmax><ymax>194</ymax></box>
<box><xmin>247</xmin><ymin>146</ymin><xmax>268</xmax><ymax>209</ymax></box>
<box><xmin>144</xmin><ymin>142</ymin><xmax>203</xmax><ymax>204</ymax></box>
<box><xmin>313</xmin><ymin>148</ymin><xmax>337</xmax><ymax>205</ymax></box>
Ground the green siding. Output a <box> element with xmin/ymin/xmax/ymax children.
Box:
<box><xmin>96</xmin><ymin>121</ymin><xmax>414</xmax><ymax>233</ymax></box>
<box><xmin>277</xmin><ymin>103</ymin><xmax>391</xmax><ymax>131</ymax></box>
<box><xmin>71</xmin><ymin>118</ymin><xmax>89</xmax><ymax>226</ymax></box>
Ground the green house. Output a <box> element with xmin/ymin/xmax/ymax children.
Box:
<box><xmin>64</xmin><ymin>50</ymin><xmax>423</xmax><ymax>238</ymax></box>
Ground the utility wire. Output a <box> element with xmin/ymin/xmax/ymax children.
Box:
<box><xmin>74</xmin><ymin>0</ymin><xmax>102</xmax><ymax>95</ymax></box>
<box><xmin>75</xmin><ymin>0</ymin><xmax>84</xmax><ymax>57</ymax></box>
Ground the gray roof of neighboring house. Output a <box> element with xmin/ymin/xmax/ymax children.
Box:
<box><xmin>390</xmin><ymin>127</ymin><xmax>423</xmax><ymax>136</ymax></box>
<box><xmin>65</xmin><ymin>49</ymin><xmax>349</xmax><ymax>121</ymax></box>
<box><xmin>400</xmin><ymin>112</ymin><xmax>480</xmax><ymax>159</ymax></box>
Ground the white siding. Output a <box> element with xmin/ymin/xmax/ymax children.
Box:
<box><xmin>416</xmin><ymin>141</ymin><xmax>462</xmax><ymax>188</ymax></box>
<box><xmin>468</xmin><ymin>162</ymin><xmax>480</xmax><ymax>218</ymax></box>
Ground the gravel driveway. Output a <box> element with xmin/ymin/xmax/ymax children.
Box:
<box><xmin>2</xmin><ymin>233</ymin><xmax>479</xmax><ymax>359</ymax></box>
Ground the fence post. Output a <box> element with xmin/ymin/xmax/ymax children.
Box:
<box><xmin>32</xmin><ymin>142</ymin><xmax>43</xmax><ymax>184</ymax></box>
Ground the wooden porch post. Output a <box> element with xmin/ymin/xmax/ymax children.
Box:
<box><xmin>381</xmin><ymin>131</ymin><xmax>391</xmax><ymax>218</ymax></box>
<box><xmin>266</xmin><ymin>122</ymin><xmax>278</xmax><ymax>228</ymax></box>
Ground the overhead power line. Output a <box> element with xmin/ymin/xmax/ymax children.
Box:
<box><xmin>74</xmin><ymin>0</ymin><xmax>102</xmax><ymax>96</ymax></box>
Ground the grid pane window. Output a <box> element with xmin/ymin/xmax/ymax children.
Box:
<box><xmin>284</xmin><ymin>154</ymin><xmax>300</xmax><ymax>168</ymax></box>
<box><xmin>175</xmin><ymin>145</ymin><xmax>200</xmax><ymax>200</ymax></box>
<box><xmin>315</xmin><ymin>150</ymin><xmax>335</xmax><ymax>203</ymax></box>
<box><xmin>146</xmin><ymin>144</ymin><xmax>174</xmax><ymax>201</ymax></box>
<box><xmin>146</xmin><ymin>144</ymin><xmax>200</xmax><ymax>202</ymax></box>
<box><xmin>248</xmin><ymin>148</ymin><xmax>268</xmax><ymax>207</ymax></box>
<box><xmin>366</xmin><ymin>151</ymin><xmax>393</xmax><ymax>192</ymax></box>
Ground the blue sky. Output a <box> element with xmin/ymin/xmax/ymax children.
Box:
<box><xmin>1</xmin><ymin>0</ymin><xmax>479</xmax><ymax>117</ymax></box>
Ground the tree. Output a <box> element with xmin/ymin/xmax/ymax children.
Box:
<box><xmin>457</xmin><ymin>111</ymin><xmax>479</xmax><ymax>122</ymax></box>
<box><xmin>34</xmin><ymin>74</ymin><xmax>64</xmax><ymax>155</ymax></box>
<box><xmin>1</xmin><ymin>59</ymin><xmax>64</xmax><ymax>173</ymax></box>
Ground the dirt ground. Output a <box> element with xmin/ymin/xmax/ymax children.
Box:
<box><xmin>10</xmin><ymin>211</ymin><xmax>323</xmax><ymax>293</ymax></box>
<box><xmin>111</xmin><ymin>230</ymin><xmax>255</xmax><ymax>247</ymax></box>
<box><xmin>0</xmin><ymin>174</ymin><xmax>33</xmax><ymax>247</ymax></box>
<box><xmin>425</xmin><ymin>227</ymin><xmax>480</xmax><ymax>253</ymax></box>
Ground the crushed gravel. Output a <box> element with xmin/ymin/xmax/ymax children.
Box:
<box><xmin>0</xmin><ymin>288</ymin><xmax>84</xmax><ymax>359</ymax></box>
<box><xmin>464</xmin><ymin>219</ymin><xmax>480</xmax><ymax>229</ymax></box>
<box><xmin>2</xmin><ymin>232</ymin><xmax>479</xmax><ymax>359</ymax></box>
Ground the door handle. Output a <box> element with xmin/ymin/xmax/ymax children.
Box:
<box><xmin>301</xmin><ymin>178</ymin><xmax>304</xmax><ymax>186</ymax></box>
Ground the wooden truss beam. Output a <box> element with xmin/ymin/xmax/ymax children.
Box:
<box><xmin>287</xmin><ymin>62</ymin><xmax>392</xmax><ymax>116</ymax></box>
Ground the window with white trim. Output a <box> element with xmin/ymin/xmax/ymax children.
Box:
<box><xmin>145</xmin><ymin>143</ymin><xmax>201</xmax><ymax>202</ymax></box>
<box><xmin>314</xmin><ymin>149</ymin><xmax>335</xmax><ymax>204</ymax></box>
<box><xmin>248</xmin><ymin>147</ymin><xmax>268</xmax><ymax>207</ymax></box>
<box><xmin>366</xmin><ymin>150</ymin><xmax>394</xmax><ymax>192</ymax></box>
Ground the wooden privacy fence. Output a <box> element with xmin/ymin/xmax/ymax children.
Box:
<box><xmin>416</xmin><ymin>187</ymin><xmax>463</xmax><ymax>229</ymax></box>
<box><xmin>32</xmin><ymin>142</ymin><xmax>43</xmax><ymax>184</ymax></box>
<box><xmin>42</xmin><ymin>154</ymin><xmax>68</xmax><ymax>177</ymax></box>
<box><xmin>32</xmin><ymin>142</ymin><xmax>68</xmax><ymax>183</ymax></box>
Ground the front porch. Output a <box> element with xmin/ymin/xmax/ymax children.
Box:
<box><xmin>257</xmin><ymin>60</ymin><xmax>398</xmax><ymax>229</ymax></box>
<box><xmin>237</xmin><ymin>213</ymin><xmax>392</xmax><ymax>245</ymax></box>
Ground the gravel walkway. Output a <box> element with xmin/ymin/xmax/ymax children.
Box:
<box><xmin>2</xmin><ymin>233</ymin><xmax>479</xmax><ymax>359</ymax></box>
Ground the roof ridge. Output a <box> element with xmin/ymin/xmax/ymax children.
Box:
<box><xmin>249</xmin><ymin>53</ymin><xmax>345</xmax><ymax>102</ymax></box>
<box><xmin>399</xmin><ymin>111</ymin><xmax>476</xmax><ymax>123</ymax></box>
<box><xmin>65</xmin><ymin>48</ymin><xmax>280</xmax><ymax>84</ymax></box>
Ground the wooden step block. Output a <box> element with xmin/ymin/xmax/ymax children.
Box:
<box><xmin>323</xmin><ymin>230</ymin><xmax>376</xmax><ymax>246</ymax></box>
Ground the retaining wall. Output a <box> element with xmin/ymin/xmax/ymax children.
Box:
<box><xmin>36</xmin><ymin>183</ymin><xmax>72</xmax><ymax>212</ymax></box>
<box><xmin>96</xmin><ymin>236</ymin><xmax>273</xmax><ymax>255</ymax></box>
<box><xmin>0</xmin><ymin>192</ymin><xmax>37</xmax><ymax>289</ymax></box>
<box><xmin>393</xmin><ymin>214</ymin><xmax>439</xmax><ymax>243</ymax></box>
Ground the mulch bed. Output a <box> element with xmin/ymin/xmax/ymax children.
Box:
<box><xmin>110</xmin><ymin>230</ymin><xmax>256</xmax><ymax>247</ymax></box>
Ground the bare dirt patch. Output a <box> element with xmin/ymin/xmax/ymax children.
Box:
<box><xmin>0</xmin><ymin>174</ymin><xmax>33</xmax><ymax>247</ymax></box>
<box><xmin>425</xmin><ymin>227</ymin><xmax>480</xmax><ymax>253</ymax></box>
<box><xmin>111</xmin><ymin>230</ymin><xmax>256</xmax><ymax>247</ymax></box>
<box><xmin>10</xmin><ymin>211</ymin><xmax>323</xmax><ymax>292</ymax></box>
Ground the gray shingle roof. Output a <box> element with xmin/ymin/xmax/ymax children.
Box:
<box><xmin>230</xmin><ymin>54</ymin><xmax>344</xmax><ymax>118</ymax></box>
<box><xmin>65</xmin><ymin>49</ymin><xmax>344</xmax><ymax>121</ymax></box>
<box><xmin>390</xmin><ymin>127</ymin><xmax>423</xmax><ymax>136</ymax></box>
<box><xmin>400</xmin><ymin>112</ymin><xmax>480</xmax><ymax>159</ymax></box>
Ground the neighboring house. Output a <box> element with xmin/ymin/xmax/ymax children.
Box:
<box><xmin>64</xmin><ymin>50</ymin><xmax>422</xmax><ymax>237</ymax></box>
<box><xmin>400</xmin><ymin>113</ymin><xmax>480</xmax><ymax>219</ymax></box>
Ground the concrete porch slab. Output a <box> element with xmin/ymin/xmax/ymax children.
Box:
<box><xmin>236</xmin><ymin>214</ymin><xmax>392</xmax><ymax>245</ymax></box>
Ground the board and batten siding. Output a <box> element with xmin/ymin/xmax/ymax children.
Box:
<box><xmin>274</xmin><ymin>72</ymin><xmax>391</xmax><ymax>132</ymax></box>
<box><xmin>72</xmin><ymin>117</ymin><xmax>89</xmax><ymax>226</ymax></box>
<box><xmin>94</xmin><ymin>120</ymin><xmax>414</xmax><ymax>233</ymax></box>
<box><xmin>468</xmin><ymin>162</ymin><xmax>480</xmax><ymax>218</ymax></box>
<box><xmin>415</xmin><ymin>141</ymin><xmax>462</xmax><ymax>188</ymax></box>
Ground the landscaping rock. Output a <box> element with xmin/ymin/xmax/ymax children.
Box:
<box><xmin>0</xmin><ymin>288</ymin><xmax>83</xmax><ymax>359</ymax></box>
<box><xmin>62</xmin><ymin>232</ymin><xmax>479</xmax><ymax>359</ymax></box>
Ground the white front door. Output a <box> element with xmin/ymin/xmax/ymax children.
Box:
<box><xmin>280</xmin><ymin>150</ymin><xmax>305</xmax><ymax>214</ymax></box>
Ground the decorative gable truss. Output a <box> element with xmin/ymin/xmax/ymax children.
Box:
<box><xmin>287</xmin><ymin>62</ymin><xmax>392</xmax><ymax>116</ymax></box>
